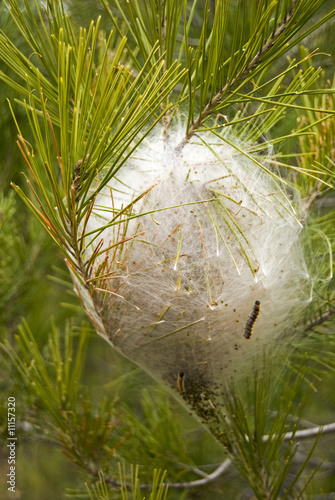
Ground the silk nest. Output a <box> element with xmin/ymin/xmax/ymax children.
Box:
<box><xmin>72</xmin><ymin>128</ymin><xmax>311</xmax><ymax>424</ymax></box>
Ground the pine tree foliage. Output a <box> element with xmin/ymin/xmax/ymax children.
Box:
<box><xmin>219</xmin><ymin>360</ymin><xmax>322</xmax><ymax>499</ymax></box>
<box><xmin>0</xmin><ymin>319</ymin><xmax>173</xmax><ymax>498</ymax></box>
<box><xmin>1</xmin><ymin>0</ymin><xmax>335</xmax><ymax>498</ymax></box>
<box><xmin>0</xmin><ymin>188</ymin><xmax>73</xmax><ymax>337</ymax></box>
<box><xmin>83</xmin><ymin>466</ymin><xmax>169</xmax><ymax>500</ymax></box>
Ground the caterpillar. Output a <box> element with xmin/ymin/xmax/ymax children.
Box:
<box><xmin>177</xmin><ymin>372</ymin><xmax>185</xmax><ymax>392</ymax></box>
<box><xmin>244</xmin><ymin>300</ymin><xmax>261</xmax><ymax>339</ymax></box>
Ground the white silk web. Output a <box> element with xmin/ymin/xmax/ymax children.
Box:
<box><xmin>72</xmin><ymin>128</ymin><xmax>311</xmax><ymax>436</ymax></box>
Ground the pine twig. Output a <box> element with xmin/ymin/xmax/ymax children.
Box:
<box><xmin>304</xmin><ymin>308</ymin><xmax>335</xmax><ymax>331</ymax></box>
<box><xmin>280</xmin><ymin>421</ymin><xmax>335</xmax><ymax>441</ymax></box>
<box><xmin>142</xmin><ymin>422</ymin><xmax>335</xmax><ymax>490</ymax></box>
<box><xmin>16</xmin><ymin>417</ymin><xmax>335</xmax><ymax>491</ymax></box>
<box><xmin>166</xmin><ymin>459</ymin><xmax>232</xmax><ymax>489</ymax></box>
<box><xmin>160</xmin><ymin>0</ymin><xmax>172</xmax><ymax>140</ymax></box>
<box><xmin>175</xmin><ymin>0</ymin><xmax>299</xmax><ymax>152</ymax></box>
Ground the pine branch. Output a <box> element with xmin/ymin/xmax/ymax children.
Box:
<box><xmin>304</xmin><ymin>308</ymin><xmax>335</xmax><ymax>332</ymax></box>
<box><xmin>85</xmin><ymin>420</ymin><xmax>335</xmax><ymax>491</ymax></box>
<box><xmin>166</xmin><ymin>459</ymin><xmax>232</xmax><ymax>489</ymax></box>
<box><xmin>280</xmin><ymin>422</ymin><xmax>335</xmax><ymax>441</ymax></box>
<box><xmin>175</xmin><ymin>0</ymin><xmax>300</xmax><ymax>151</ymax></box>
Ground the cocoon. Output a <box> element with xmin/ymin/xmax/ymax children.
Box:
<box><xmin>73</xmin><ymin>130</ymin><xmax>310</xmax><ymax>431</ymax></box>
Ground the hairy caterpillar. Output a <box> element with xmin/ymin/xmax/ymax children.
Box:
<box><xmin>244</xmin><ymin>300</ymin><xmax>261</xmax><ymax>339</ymax></box>
<box><xmin>177</xmin><ymin>371</ymin><xmax>185</xmax><ymax>392</ymax></box>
